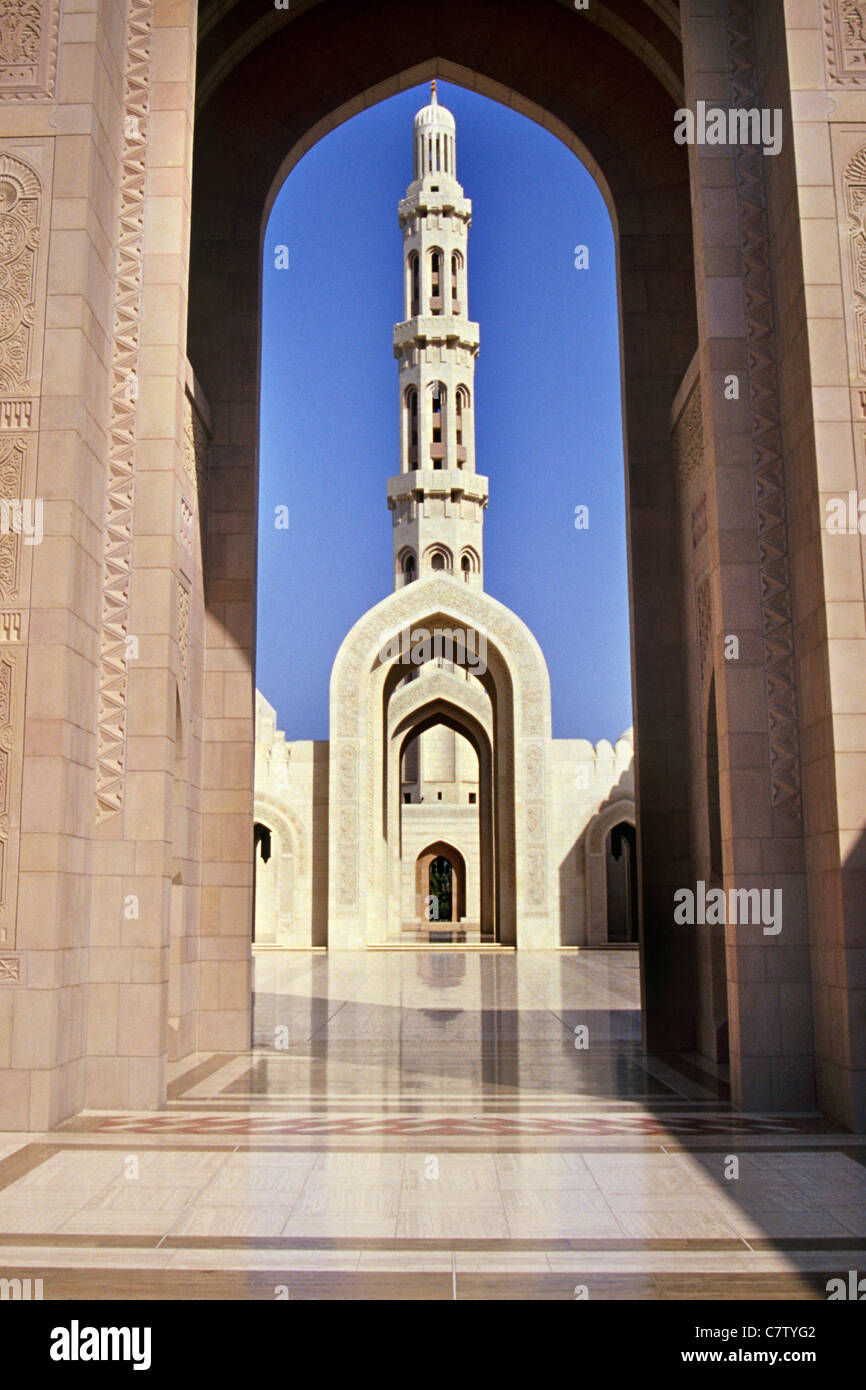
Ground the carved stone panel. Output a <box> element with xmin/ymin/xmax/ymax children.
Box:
<box><xmin>824</xmin><ymin>1</ymin><xmax>866</xmax><ymax>85</ymax></box>
<box><xmin>0</xmin><ymin>1</ymin><xmax>59</xmax><ymax>102</ymax></box>
<box><xmin>842</xmin><ymin>142</ymin><xmax>866</xmax><ymax>377</ymax></box>
<box><xmin>0</xmin><ymin>152</ymin><xmax>40</xmax><ymax>394</ymax></box>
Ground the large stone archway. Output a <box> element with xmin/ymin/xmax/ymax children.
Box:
<box><xmin>185</xmin><ymin>0</ymin><xmax>862</xmax><ymax>1126</ymax></box>
<box><xmin>3</xmin><ymin>0</ymin><xmax>864</xmax><ymax>1131</ymax></box>
<box><xmin>328</xmin><ymin>578</ymin><xmax>552</xmax><ymax>947</ymax></box>
<box><xmin>191</xmin><ymin>3</ymin><xmax>699</xmax><ymax>1022</ymax></box>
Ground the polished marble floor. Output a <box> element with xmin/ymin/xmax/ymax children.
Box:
<box><xmin>1</xmin><ymin>950</ymin><xmax>864</xmax><ymax>1299</ymax></box>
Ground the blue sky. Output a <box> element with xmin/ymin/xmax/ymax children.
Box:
<box><xmin>257</xmin><ymin>81</ymin><xmax>632</xmax><ymax>743</ymax></box>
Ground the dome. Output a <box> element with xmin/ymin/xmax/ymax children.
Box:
<box><xmin>414</xmin><ymin>81</ymin><xmax>456</xmax><ymax>133</ymax></box>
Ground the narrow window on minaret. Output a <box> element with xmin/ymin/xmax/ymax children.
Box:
<box><xmin>407</xmin><ymin>389</ymin><xmax>418</xmax><ymax>468</ymax></box>
<box><xmin>455</xmin><ymin>389</ymin><xmax>464</xmax><ymax>462</ymax></box>
<box><xmin>431</xmin><ymin>252</ymin><xmax>441</xmax><ymax>313</ymax></box>
<box><xmin>451</xmin><ymin>254</ymin><xmax>460</xmax><ymax>311</ymax></box>
<box><xmin>409</xmin><ymin>254</ymin><xmax>419</xmax><ymax>317</ymax></box>
<box><xmin>431</xmin><ymin>386</ymin><xmax>444</xmax><ymax>467</ymax></box>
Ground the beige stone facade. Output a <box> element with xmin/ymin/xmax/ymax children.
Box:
<box><xmin>0</xmin><ymin>0</ymin><xmax>862</xmax><ymax>1132</ymax></box>
<box><xmin>254</xmin><ymin>689</ymin><xmax>635</xmax><ymax>947</ymax></box>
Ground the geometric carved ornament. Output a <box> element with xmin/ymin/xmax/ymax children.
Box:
<box><xmin>725</xmin><ymin>0</ymin><xmax>803</xmax><ymax>829</ymax></box>
<box><xmin>95</xmin><ymin>0</ymin><xmax>154</xmax><ymax>824</ymax></box>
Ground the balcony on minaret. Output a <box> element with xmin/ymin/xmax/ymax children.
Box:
<box><xmin>392</xmin><ymin>318</ymin><xmax>480</xmax><ymax>358</ymax></box>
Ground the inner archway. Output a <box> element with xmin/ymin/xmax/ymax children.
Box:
<box><xmin>415</xmin><ymin>840</ymin><xmax>468</xmax><ymax>930</ymax></box>
<box><xmin>190</xmin><ymin>0</ymin><xmax>699</xmax><ymax>1061</ymax></box>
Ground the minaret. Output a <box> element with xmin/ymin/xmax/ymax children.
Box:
<box><xmin>389</xmin><ymin>82</ymin><xmax>487</xmax><ymax>590</ymax></box>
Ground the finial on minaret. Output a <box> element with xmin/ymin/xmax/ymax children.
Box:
<box><xmin>431</xmin><ymin>80</ymin><xmax>437</xmax><ymax>104</ymax></box>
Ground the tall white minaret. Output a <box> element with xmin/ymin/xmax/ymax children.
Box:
<box><xmin>389</xmin><ymin>82</ymin><xmax>488</xmax><ymax>590</ymax></box>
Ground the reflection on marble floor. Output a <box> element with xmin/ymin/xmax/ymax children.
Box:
<box><xmin>0</xmin><ymin>950</ymin><xmax>864</xmax><ymax>1298</ymax></box>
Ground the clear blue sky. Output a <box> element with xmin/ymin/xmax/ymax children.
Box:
<box><xmin>257</xmin><ymin>81</ymin><xmax>632</xmax><ymax>743</ymax></box>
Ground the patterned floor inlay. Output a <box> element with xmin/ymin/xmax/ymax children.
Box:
<box><xmin>91</xmin><ymin>1113</ymin><xmax>817</xmax><ymax>1137</ymax></box>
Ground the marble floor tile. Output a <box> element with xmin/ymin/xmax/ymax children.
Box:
<box><xmin>614</xmin><ymin>1210</ymin><xmax>741</xmax><ymax>1240</ymax></box>
<box><xmin>172</xmin><ymin>1206</ymin><xmax>295</xmax><ymax>1238</ymax></box>
<box><xmin>395</xmin><ymin>1210</ymin><xmax>510</xmax><ymax>1239</ymax></box>
<box><xmin>721</xmin><ymin>1210</ymin><xmax>855</xmax><ymax>1239</ymax></box>
<box><xmin>281</xmin><ymin>1214</ymin><xmax>399</xmax><ymax>1238</ymax></box>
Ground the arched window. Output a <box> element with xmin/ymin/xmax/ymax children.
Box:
<box><xmin>408</xmin><ymin>252</ymin><xmax>419</xmax><ymax>317</ymax></box>
<box><xmin>430</xmin><ymin>383</ymin><xmax>445</xmax><ymax>465</ymax></box>
<box><xmin>402</xmin><ymin>552</ymin><xmax>416</xmax><ymax>584</ymax></box>
<box><xmin>455</xmin><ymin>386</ymin><xmax>469</xmax><ymax>465</ymax></box>
<box><xmin>427</xmin><ymin>546</ymin><xmax>451</xmax><ymax>573</ymax></box>
<box><xmin>461</xmin><ymin>555</ymin><xmax>471</xmax><ymax>581</ymax></box>
<box><xmin>451</xmin><ymin>252</ymin><xmax>461</xmax><ymax>311</ymax></box>
<box><xmin>430</xmin><ymin>250</ymin><xmax>442</xmax><ymax>313</ymax></box>
<box><xmin>406</xmin><ymin>387</ymin><xmax>418</xmax><ymax>468</ymax></box>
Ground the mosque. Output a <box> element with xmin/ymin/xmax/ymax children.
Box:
<box><xmin>253</xmin><ymin>84</ymin><xmax>635</xmax><ymax>949</ymax></box>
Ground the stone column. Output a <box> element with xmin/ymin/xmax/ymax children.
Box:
<box><xmin>762</xmin><ymin>0</ymin><xmax>866</xmax><ymax>1128</ymax></box>
<box><xmin>680</xmin><ymin>0</ymin><xmax>814</xmax><ymax>1111</ymax></box>
<box><xmin>87</xmin><ymin>0</ymin><xmax>201</xmax><ymax>1112</ymax></box>
<box><xmin>0</xmin><ymin>0</ymin><xmax>121</xmax><ymax>1131</ymax></box>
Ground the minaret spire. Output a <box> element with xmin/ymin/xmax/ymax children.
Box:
<box><xmin>388</xmin><ymin>85</ymin><xmax>487</xmax><ymax>591</ymax></box>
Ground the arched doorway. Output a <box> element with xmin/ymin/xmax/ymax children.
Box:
<box><xmin>252</xmin><ymin>820</ymin><xmax>274</xmax><ymax>945</ymax></box>
<box><xmin>605</xmin><ymin>821</ymin><xmax>638</xmax><ymax>944</ymax></box>
<box><xmin>415</xmin><ymin>840</ymin><xmax>467</xmax><ymax>927</ymax></box>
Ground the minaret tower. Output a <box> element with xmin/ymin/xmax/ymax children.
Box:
<box><xmin>389</xmin><ymin>83</ymin><xmax>487</xmax><ymax>590</ymax></box>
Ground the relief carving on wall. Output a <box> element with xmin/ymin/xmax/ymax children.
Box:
<box><xmin>824</xmin><ymin>1</ymin><xmax>866</xmax><ymax>85</ymax></box>
<box><xmin>844</xmin><ymin>145</ymin><xmax>866</xmax><ymax>375</ymax></box>
<box><xmin>95</xmin><ymin>0</ymin><xmax>154</xmax><ymax>825</ymax></box>
<box><xmin>725</xmin><ymin>0</ymin><xmax>804</xmax><ymax>831</ymax></box>
<box><xmin>336</xmin><ymin>742</ymin><xmax>358</xmax><ymax>906</ymax></box>
<box><xmin>0</xmin><ymin>0</ymin><xmax>59</xmax><ymax>102</ymax></box>
<box><xmin>182</xmin><ymin>390</ymin><xmax>208</xmax><ymax>511</ymax></box>
<box><xmin>0</xmin><ymin>433</ymin><xmax>24</xmax><ymax>601</ymax></box>
<box><xmin>0</xmin><ymin>953</ymin><xmax>22</xmax><ymax>982</ymax></box>
<box><xmin>0</xmin><ymin>152</ymin><xmax>40</xmax><ymax>393</ymax></box>
<box><xmin>673</xmin><ymin>383</ymin><xmax>703</xmax><ymax>495</ymax></box>
<box><xmin>176</xmin><ymin>581</ymin><xmax>190</xmax><ymax>685</ymax></box>
<box><xmin>696</xmin><ymin>577</ymin><xmax>712</xmax><ymax>683</ymax></box>
<box><xmin>0</xmin><ymin>652</ymin><xmax>14</xmax><ymax>904</ymax></box>
<box><xmin>0</xmin><ymin>150</ymin><xmax>38</xmax><ymax>931</ymax></box>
